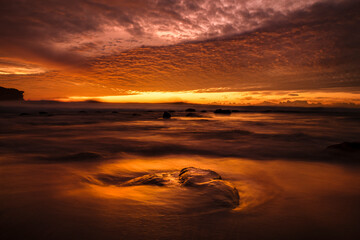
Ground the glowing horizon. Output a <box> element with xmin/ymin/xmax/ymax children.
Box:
<box><xmin>52</xmin><ymin>90</ymin><xmax>360</xmax><ymax>107</ymax></box>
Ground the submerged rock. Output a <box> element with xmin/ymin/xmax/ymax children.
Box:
<box><xmin>179</xmin><ymin>167</ymin><xmax>221</xmax><ymax>185</ymax></box>
<box><xmin>119</xmin><ymin>167</ymin><xmax>240</xmax><ymax>209</ymax></box>
<box><xmin>323</xmin><ymin>142</ymin><xmax>360</xmax><ymax>162</ymax></box>
<box><xmin>163</xmin><ymin>111</ymin><xmax>171</xmax><ymax>119</ymax></box>
<box><xmin>123</xmin><ymin>172</ymin><xmax>177</xmax><ymax>186</ymax></box>
<box><xmin>326</xmin><ymin>142</ymin><xmax>360</xmax><ymax>152</ymax></box>
<box><xmin>214</xmin><ymin>109</ymin><xmax>232</xmax><ymax>115</ymax></box>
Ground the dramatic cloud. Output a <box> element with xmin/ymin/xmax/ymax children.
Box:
<box><xmin>84</xmin><ymin>0</ymin><xmax>360</xmax><ymax>92</ymax></box>
<box><xmin>0</xmin><ymin>0</ymin><xmax>334</xmax><ymax>67</ymax></box>
<box><xmin>0</xmin><ymin>0</ymin><xmax>359</xmax><ymax>104</ymax></box>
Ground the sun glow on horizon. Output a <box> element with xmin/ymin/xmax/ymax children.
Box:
<box><xmin>56</xmin><ymin>90</ymin><xmax>360</xmax><ymax>107</ymax></box>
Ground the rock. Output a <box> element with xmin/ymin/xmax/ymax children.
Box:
<box><xmin>326</xmin><ymin>142</ymin><xmax>360</xmax><ymax>152</ymax></box>
<box><xmin>112</xmin><ymin>111</ymin><xmax>118</xmax><ymax>114</ymax></box>
<box><xmin>185</xmin><ymin>113</ymin><xmax>202</xmax><ymax>117</ymax></box>
<box><xmin>185</xmin><ymin>108</ymin><xmax>196</xmax><ymax>112</ymax></box>
<box><xmin>179</xmin><ymin>167</ymin><xmax>221</xmax><ymax>186</ymax></box>
<box><xmin>132</xmin><ymin>113</ymin><xmax>141</xmax><ymax>116</ymax></box>
<box><xmin>123</xmin><ymin>172</ymin><xmax>176</xmax><ymax>186</ymax></box>
<box><xmin>178</xmin><ymin>167</ymin><xmax>239</xmax><ymax>209</ymax></box>
<box><xmin>214</xmin><ymin>109</ymin><xmax>232</xmax><ymax>115</ymax></box>
<box><xmin>200</xmin><ymin>110</ymin><xmax>207</xmax><ymax>113</ymax></box>
<box><xmin>0</xmin><ymin>86</ymin><xmax>24</xmax><ymax>101</ymax></box>
<box><xmin>163</xmin><ymin>111</ymin><xmax>171</xmax><ymax>119</ymax></box>
<box><xmin>118</xmin><ymin>167</ymin><xmax>240</xmax><ymax>210</ymax></box>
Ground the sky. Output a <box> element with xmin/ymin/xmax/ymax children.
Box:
<box><xmin>0</xmin><ymin>0</ymin><xmax>359</xmax><ymax>106</ymax></box>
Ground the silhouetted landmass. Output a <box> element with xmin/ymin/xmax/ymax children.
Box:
<box><xmin>0</xmin><ymin>86</ymin><xmax>24</xmax><ymax>101</ymax></box>
<box><xmin>185</xmin><ymin>108</ymin><xmax>196</xmax><ymax>112</ymax></box>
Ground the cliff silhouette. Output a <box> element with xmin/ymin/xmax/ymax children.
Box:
<box><xmin>0</xmin><ymin>86</ymin><xmax>24</xmax><ymax>101</ymax></box>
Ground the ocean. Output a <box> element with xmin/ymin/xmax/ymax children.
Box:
<box><xmin>0</xmin><ymin>102</ymin><xmax>359</xmax><ymax>240</ymax></box>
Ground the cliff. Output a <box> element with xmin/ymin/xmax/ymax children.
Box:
<box><xmin>0</xmin><ymin>86</ymin><xmax>24</xmax><ymax>101</ymax></box>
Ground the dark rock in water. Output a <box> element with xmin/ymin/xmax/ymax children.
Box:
<box><xmin>91</xmin><ymin>174</ymin><xmax>134</xmax><ymax>185</ymax></box>
<box><xmin>326</xmin><ymin>142</ymin><xmax>360</xmax><ymax>152</ymax></box>
<box><xmin>112</xmin><ymin>111</ymin><xmax>118</xmax><ymax>114</ymax></box>
<box><xmin>231</xmin><ymin>110</ymin><xmax>241</xmax><ymax>113</ymax></box>
<box><xmin>214</xmin><ymin>109</ymin><xmax>232</xmax><ymax>115</ymax></box>
<box><xmin>163</xmin><ymin>111</ymin><xmax>171</xmax><ymax>119</ymax></box>
<box><xmin>0</xmin><ymin>86</ymin><xmax>24</xmax><ymax>101</ymax></box>
<box><xmin>123</xmin><ymin>173</ymin><xmax>175</xmax><ymax>186</ymax></box>
<box><xmin>178</xmin><ymin>167</ymin><xmax>239</xmax><ymax>209</ymax></box>
<box><xmin>200</xmin><ymin>110</ymin><xmax>207</xmax><ymax>113</ymax></box>
<box><xmin>132</xmin><ymin>113</ymin><xmax>141</xmax><ymax>116</ymax></box>
<box><xmin>179</xmin><ymin>167</ymin><xmax>221</xmax><ymax>186</ymax></box>
<box><xmin>186</xmin><ymin>113</ymin><xmax>202</xmax><ymax>117</ymax></box>
<box><xmin>120</xmin><ymin>167</ymin><xmax>240</xmax><ymax>209</ymax></box>
<box><xmin>185</xmin><ymin>108</ymin><xmax>196</xmax><ymax>112</ymax></box>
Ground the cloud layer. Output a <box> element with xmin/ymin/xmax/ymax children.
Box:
<box><xmin>0</xmin><ymin>0</ymin><xmax>359</xmax><ymax>103</ymax></box>
<box><xmin>0</xmin><ymin>0</ymin><xmax>334</xmax><ymax>66</ymax></box>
